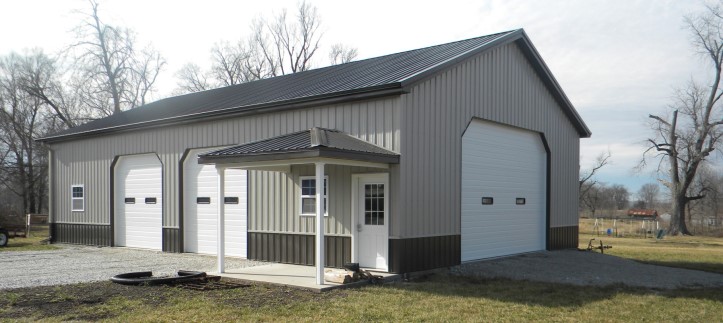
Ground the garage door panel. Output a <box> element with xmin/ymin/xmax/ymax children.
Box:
<box><xmin>115</xmin><ymin>154</ymin><xmax>163</xmax><ymax>250</ymax></box>
<box><xmin>462</xmin><ymin>120</ymin><xmax>546</xmax><ymax>261</ymax></box>
<box><xmin>184</xmin><ymin>148</ymin><xmax>247</xmax><ymax>257</ymax></box>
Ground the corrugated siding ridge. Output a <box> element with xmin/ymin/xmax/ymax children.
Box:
<box><xmin>50</xmin><ymin>97</ymin><xmax>401</xmax><ymax>237</ymax></box>
<box><xmin>396</xmin><ymin>42</ymin><xmax>580</xmax><ymax>238</ymax></box>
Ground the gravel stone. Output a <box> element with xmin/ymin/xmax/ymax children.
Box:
<box><xmin>0</xmin><ymin>244</ymin><xmax>265</xmax><ymax>290</ymax></box>
<box><xmin>452</xmin><ymin>250</ymin><xmax>723</xmax><ymax>289</ymax></box>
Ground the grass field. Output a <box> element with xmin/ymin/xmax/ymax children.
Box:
<box><xmin>579</xmin><ymin>218</ymin><xmax>723</xmax><ymax>274</ymax></box>
<box><xmin>1</xmin><ymin>273</ymin><xmax>721</xmax><ymax>322</ymax></box>
<box><xmin>1</xmin><ymin>222</ymin><xmax>721</xmax><ymax>322</ymax></box>
<box><xmin>0</xmin><ymin>226</ymin><xmax>58</xmax><ymax>252</ymax></box>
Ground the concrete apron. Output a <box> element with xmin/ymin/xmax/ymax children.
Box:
<box><xmin>212</xmin><ymin>263</ymin><xmax>401</xmax><ymax>292</ymax></box>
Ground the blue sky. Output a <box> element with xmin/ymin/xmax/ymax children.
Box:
<box><xmin>1</xmin><ymin>0</ymin><xmax>720</xmax><ymax>195</ymax></box>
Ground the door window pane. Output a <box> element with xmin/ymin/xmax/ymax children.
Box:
<box><xmin>364</xmin><ymin>183</ymin><xmax>384</xmax><ymax>225</ymax></box>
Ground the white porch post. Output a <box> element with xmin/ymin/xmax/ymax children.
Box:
<box><xmin>315</xmin><ymin>162</ymin><xmax>325</xmax><ymax>285</ymax></box>
<box><xmin>216</xmin><ymin>166</ymin><xmax>226</xmax><ymax>273</ymax></box>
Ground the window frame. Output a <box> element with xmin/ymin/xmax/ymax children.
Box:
<box><xmin>299</xmin><ymin>176</ymin><xmax>328</xmax><ymax>217</ymax></box>
<box><xmin>71</xmin><ymin>184</ymin><xmax>85</xmax><ymax>212</ymax></box>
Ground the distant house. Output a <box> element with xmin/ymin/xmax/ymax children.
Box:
<box><xmin>37</xmin><ymin>29</ymin><xmax>590</xmax><ymax>280</ymax></box>
<box><xmin>627</xmin><ymin>209</ymin><xmax>659</xmax><ymax>220</ymax></box>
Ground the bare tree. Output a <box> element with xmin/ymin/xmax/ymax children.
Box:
<box><xmin>13</xmin><ymin>50</ymin><xmax>77</xmax><ymax>128</ymax></box>
<box><xmin>686</xmin><ymin>165</ymin><xmax>722</xmax><ymax>231</ymax></box>
<box><xmin>609</xmin><ymin>184</ymin><xmax>630</xmax><ymax>210</ymax></box>
<box><xmin>71</xmin><ymin>0</ymin><xmax>165</xmax><ymax>116</ymax></box>
<box><xmin>329</xmin><ymin>43</ymin><xmax>358</xmax><ymax>65</ymax></box>
<box><xmin>175</xmin><ymin>1</ymin><xmax>359</xmax><ymax>94</ymax></box>
<box><xmin>174</xmin><ymin>63</ymin><xmax>212</xmax><ymax>94</ymax></box>
<box><xmin>581</xmin><ymin>182</ymin><xmax>604</xmax><ymax>217</ymax></box>
<box><xmin>262</xmin><ymin>1</ymin><xmax>322</xmax><ymax>75</ymax></box>
<box><xmin>579</xmin><ymin>151</ymin><xmax>611</xmax><ymax>208</ymax></box>
<box><xmin>128</xmin><ymin>48</ymin><xmax>165</xmax><ymax>107</ymax></box>
<box><xmin>637</xmin><ymin>183</ymin><xmax>661</xmax><ymax>209</ymax></box>
<box><xmin>0</xmin><ymin>54</ymin><xmax>49</xmax><ymax>215</ymax></box>
<box><xmin>209</xmin><ymin>40</ymin><xmax>272</xmax><ymax>86</ymax></box>
<box><xmin>643</xmin><ymin>3</ymin><xmax>723</xmax><ymax>235</ymax></box>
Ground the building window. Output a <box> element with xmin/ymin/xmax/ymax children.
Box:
<box><xmin>71</xmin><ymin>185</ymin><xmax>84</xmax><ymax>211</ymax></box>
<box><xmin>300</xmin><ymin>176</ymin><xmax>328</xmax><ymax>216</ymax></box>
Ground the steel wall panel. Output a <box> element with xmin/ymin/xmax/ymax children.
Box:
<box><xmin>397</xmin><ymin>43</ymin><xmax>581</xmax><ymax>238</ymax></box>
<box><xmin>50</xmin><ymin>98</ymin><xmax>400</xmax><ymax>240</ymax></box>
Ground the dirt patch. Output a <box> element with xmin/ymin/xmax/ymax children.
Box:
<box><xmin>452</xmin><ymin>250</ymin><xmax>723</xmax><ymax>289</ymax></box>
<box><xmin>1</xmin><ymin>282</ymin><xmax>169</xmax><ymax>321</ymax></box>
<box><xmin>0</xmin><ymin>279</ymin><xmax>346</xmax><ymax>321</ymax></box>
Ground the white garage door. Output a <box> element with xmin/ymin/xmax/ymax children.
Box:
<box><xmin>184</xmin><ymin>148</ymin><xmax>247</xmax><ymax>257</ymax></box>
<box><xmin>461</xmin><ymin>119</ymin><xmax>546</xmax><ymax>261</ymax></box>
<box><xmin>114</xmin><ymin>154</ymin><xmax>163</xmax><ymax>250</ymax></box>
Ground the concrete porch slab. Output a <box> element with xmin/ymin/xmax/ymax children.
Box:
<box><xmin>212</xmin><ymin>263</ymin><xmax>400</xmax><ymax>292</ymax></box>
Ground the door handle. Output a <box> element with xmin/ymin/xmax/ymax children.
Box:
<box><xmin>357</xmin><ymin>224</ymin><xmax>362</xmax><ymax>232</ymax></box>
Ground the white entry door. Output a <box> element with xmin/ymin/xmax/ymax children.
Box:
<box><xmin>355</xmin><ymin>174</ymin><xmax>389</xmax><ymax>271</ymax></box>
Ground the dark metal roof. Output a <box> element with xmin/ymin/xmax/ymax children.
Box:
<box><xmin>39</xmin><ymin>29</ymin><xmax>591</xmax><ymax>142</ymax></box>
<box><xmin>198</xmin><ymin>127</ymin><xmax>399</xmax><ymax>165</ymax></box>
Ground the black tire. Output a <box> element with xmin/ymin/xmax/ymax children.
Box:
<box><xmin>0</xmin><ymin>229</ymin><xmax>8</xmax><ymax>247</ymax></box>
<box><xmin>110</xmin><ymin>270</ymin><xmax>206</xmax><ymax>285</ymax></box>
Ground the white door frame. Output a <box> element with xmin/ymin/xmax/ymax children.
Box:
<box><xmin>351</xmin><ymin>173</ymin><xmax>389</xmax><ymax>271</ymax></box>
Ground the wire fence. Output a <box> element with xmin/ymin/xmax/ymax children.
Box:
<box><xmin>579</xmin><ymin>217</ymin><xmax>663</xmax><ymax>238</ymax></box>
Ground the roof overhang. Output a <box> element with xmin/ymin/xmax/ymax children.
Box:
<box><xmin>198</xmin><ymin>127</ymin><xmax>400</xmax><ymax>169</ymax></box>
<box><xmin>201</xmin><ymin>156</ymin><xmax>393</xmax><ymax>171</ymax></box>
<box><xmin>199</xmin><ymin>147</ymin><xmax>399</xmax><ymax>167</ymax></box>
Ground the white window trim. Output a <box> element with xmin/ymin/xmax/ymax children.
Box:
<box><xmin>299</xmin><ymin>176</ymin><xmax>328</xmax><ymax>217</ymax></box>
<box><xmin>71</xmin><ymin>184</ymin><xmax>85</xmax><ymax>212</ymax></box>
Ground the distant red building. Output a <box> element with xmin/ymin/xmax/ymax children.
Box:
<box><xmin>627</xmin><ymin>209</ymin><xmax>659</xmax><ymax>219</ymax></box>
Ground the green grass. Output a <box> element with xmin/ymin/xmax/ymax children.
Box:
<box><xmin>1</xmin><ymin>276</ymin><xmax>721</xmax><ymax>322</ymax></box>
<box><xmin>1</xmin><ymin>223</ymin><xmax>721</xmax><ymax>322</ymax></box>
<box><xmin>0</xmin><ymin>226</ymin><xmax>58</xmax><ymax>252</ymax></box>
<box><xmin>579</xmin><ymin>232</ymin><xmax>723</xmax><ymax>274</ymax></box>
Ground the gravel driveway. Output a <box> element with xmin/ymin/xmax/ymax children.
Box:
<box><xmin>0</xmin><ymin>245</ymin><xmax>264</xmax><ymax>290</ymax></box>
<box><xmin>4</xmin><ymin>246</ymin><xmax>723</xmax><ymax>291</ymax></box>
<box><xmin>452</xmin><ymin>250</ymin><xmax>723</xmax><ymax>289</ymax></box>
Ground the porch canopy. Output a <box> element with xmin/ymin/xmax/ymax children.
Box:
<box><xmin>198</xmin><ymin>127</ymin><xmax>399</xmax><ymax>285</ymax></box>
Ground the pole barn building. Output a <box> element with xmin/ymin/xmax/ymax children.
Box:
<box><xmin>38</xmin><ymin>29</ymin><xmax>590</xmax><ymax>277</ymax></box>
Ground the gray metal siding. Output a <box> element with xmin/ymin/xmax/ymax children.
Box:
<box><xmin>49</xmin><ymin>41</ymin><xmax>582</xmax><ymax>244</ymax></box>
<box><xmin>247</xmin><ymin>232</ymin><xmax>351</xmax><ymax>268</ymax></box>
<box><xmin>50</xmin><ymin>98</ymin><xmax>401</xmax><ymax>236</ymax></box>
<box><xmin>248</xmin><ymin>164</ymin><xmax>387</xmax><ymax>235</ymax></box>
<box><xmin>396</xmin><ymin>43</ymin><xmax>580</xmax><ymax>238</ymax></box>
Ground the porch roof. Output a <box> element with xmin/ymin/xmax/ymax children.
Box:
<box><xmin>198</xmin><ymin>127</ymin><xmax>400</xmax><ymax>165</ymax></box>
